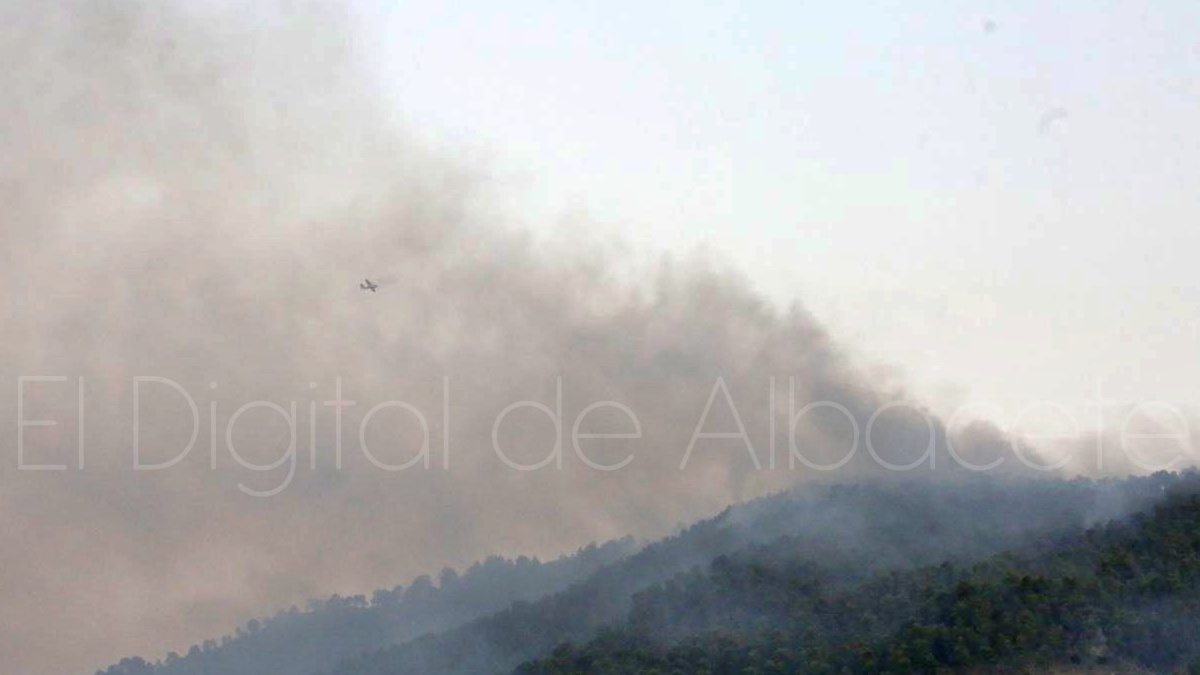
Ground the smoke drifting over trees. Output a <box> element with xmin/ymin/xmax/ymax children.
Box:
<box><xmin>1</xmin><ymin>3</ymin><xmax>1195</xmax><ymax>675</ymax></box>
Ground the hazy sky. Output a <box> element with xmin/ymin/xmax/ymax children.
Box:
<box><xmin>2</xmin><ymin>3</ymin><xmax>1198</xmax><ymax>675</ymax></box>
<box><xmin>355</xmin><ymin>0</ymin><xmax>1200</xmax><ymax>427</ymax></box>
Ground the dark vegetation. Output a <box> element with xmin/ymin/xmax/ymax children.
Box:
<box><xmin>517</xmin><ymin>472</ymin><xmax>1200</xmax><ymax>675</ymax></box>
<box><xmin>97</xmin><ymin>471</ymin><xmax>1200</xmax><ymax>675</ymax></box>
<box><xmin>94</xmin><ymin>537</ymin><xmax>638</xmax><ymax>675</ymax></box>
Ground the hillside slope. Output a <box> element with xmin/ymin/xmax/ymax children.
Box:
<box><xmin>322</xmin><ymin>472</ymin><xmax>1190</xmax><ymax>675</ymax></box>
<box><xmin>516</xmin><ymin>473</ymin><xmax>1200</xmax><ymax>675</ymax></box>
<box><xmin>93</xmin><ymin>538</ymin><xmax>638</xmax><ymax>675</ymax></box>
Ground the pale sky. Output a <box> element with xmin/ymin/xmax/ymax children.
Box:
<box><xmin>352</xmin><ymin>0</ymin><xmax>1200</xmax><ymax>432</ymax></box>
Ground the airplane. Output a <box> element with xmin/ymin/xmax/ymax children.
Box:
<box><xmin>359</xmin><ymin>279</ymin><xmax>378</xmax><ymax>292</ymax></box>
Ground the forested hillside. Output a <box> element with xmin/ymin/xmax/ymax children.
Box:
<box><xmin>94</xmin><ymin>537</ymin><xmax>638</xmax><ymax>675</ymax></box>
<box><xmin>518</xmin><ymin>473</ymin><xmax>1200</xmax><ymax>674</ymax></box>
<box><xmin>95</xmin><ymin>471</ymin><xmax>1199</xmax><ymax>675</ymax></box>
<box><xmin>319</xmin><ymin>473</ymin><xmax>1188</xmax><ymax>675</ymax></box>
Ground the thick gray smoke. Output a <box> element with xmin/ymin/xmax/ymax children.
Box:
<box><xmin>0</xmin><ymin>3</ymin><xmax>1143</xmax><ymax>675</ymax></box>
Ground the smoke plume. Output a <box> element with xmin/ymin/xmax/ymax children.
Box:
<box><xmin>0</xmin><ymin>3</ymin><xmax>1157</xmax><ymax>674</ymax></box>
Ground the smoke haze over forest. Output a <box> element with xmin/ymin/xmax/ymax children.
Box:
<box><xmin>1</xmin><ymin>3</ymin><xmax>1198</xmax><ymax>675</ymax></box>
